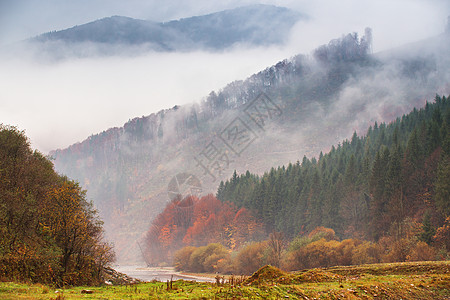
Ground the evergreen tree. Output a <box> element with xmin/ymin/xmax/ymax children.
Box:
<box><xmin>217</xmin><ymin>95</ymin><xmax>449</xmax><ymax>242</ymax></box>
<box><xmin>419</xmin><ymin>210</ymin><xmax>436</xmax><ymax>245</ymax></box>
<box><xmin>435</xmin><ymin>154</ymin><xmax>450</xmax><ymax>217</ymax></box>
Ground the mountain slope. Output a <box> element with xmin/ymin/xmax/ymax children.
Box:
<box><xmin>37</xmin><ymin>16</ymin><xmax>173</xmax><ymax>48</ymax></box>
<box><xmin>51</xmin><ymin>30</ymin><xmax>450</xmax><ymax>263</ymax></box>
<box><xmin>216</xmin><ymin>95</ymin><xmax>450</xmax><ymax>240</ymax></box>
<box><xmin>30</xmin><ymin>5</ymin><xmax>302</xmax><ymax>54</ymax></box>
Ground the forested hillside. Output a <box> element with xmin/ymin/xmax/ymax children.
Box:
<box><xmin>146</xmin><ymin>96</ymin><xmax>449</xmax><ymax>274</ymax></box>
<box><xmin>0</xmin><ymin>125</ymin><xmax>114</xmax><ymax>285</ymax></box>
<box><xmin>51</xmin><ymin>30</ymin><xmax>450</xmax><ymax>263</ymax></box>
<box><xmin>217</xmin><ymin>95</ymin><xmax>450</xmax><ymax>242</ymax></box>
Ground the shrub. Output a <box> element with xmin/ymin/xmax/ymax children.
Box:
<box><xmin>188</xmin><ymin>243</ymin><xmax>228</xmax><ymax>273</ymax></box>
<box><xmin>352</xmin><ymin>241</ymin><xmax>381</xmax><ymax>265</ymax></box>
<box><xmin>173</xmin><ymin>246</ymin><xmax>196</xmax><ymax>271</ymax></box>
<box><xmin>308</xmin><ymin>227</ymin><xmax>337</xmax><ymax>241</ymax></box>
<box><xmin>408</xmin><ymin>241</ymin><xmax>436</xmax><ymax>261</ymax></box>
<box><xmin>216</xmin><ymin>256</ymin><xmax>234</xmax><ymax>274</ymax></box>
<box><xmin>283</xmin><ymin>238</ymin><xmax>360</xmax><ymax>270</ymax></box>
<box><xmin>234</xmin><ymin>242</ymin><xmax>267</xmax><ymax>275</ymax></box>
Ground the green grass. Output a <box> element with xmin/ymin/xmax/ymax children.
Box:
<box><xmin>1</xmin><ymin>261</ymin><xmax>449</xmax><ymax>299</ymax></box>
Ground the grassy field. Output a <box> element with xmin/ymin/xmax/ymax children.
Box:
<box><xmin>0</xmin><ymin>261</ymin><xmax>449</xmax><ymax>299</ymax></box>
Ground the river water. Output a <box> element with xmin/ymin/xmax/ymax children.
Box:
<box><xmin>115</xmin><ymin>266</ymin><xmax>215</xmax><ymax>283</ymax></box>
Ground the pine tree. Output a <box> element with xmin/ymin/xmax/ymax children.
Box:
<box><xmin>419</xmin><ymin>210</ymin><xmax>436</xmax><ymax>245</ymax></box>
<box><xmin>435</xmin><ymin>154</ymin><xmax>450</xmax><ymax>217</ymax></box>
<box><xmin>216</xmin><ymin>181</ymin><xmax>225</xmax><ymax>201</ymax></box>
<box><xmin>426</xmin><ymin>119</ymin><xmax>441</xmax><ymax>155</ymax></box>
<box><xmin>385</xmin><ymin>145</ymin><xmax>405</xmax><ymax>231</ymax></box>
<box><xmin>369</xmin><ymin>147</ymin><xmax>390</xmax><ymax>239</ymax></box>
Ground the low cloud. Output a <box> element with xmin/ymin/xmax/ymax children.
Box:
<box><xmin>0</xmin><ymin>0</ymin><xmax>448</xmax><ymax>154</ymax></box>
<box><xmin>0</xmin><ymin>45</ymin><xmax>291</xmax><ymax>153</ymax></box>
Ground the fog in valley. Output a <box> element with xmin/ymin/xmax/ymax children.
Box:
<box><xmin>0</xmin><ymin>0</ymin><xmax>448</xmax><ymax>153</ymax></box>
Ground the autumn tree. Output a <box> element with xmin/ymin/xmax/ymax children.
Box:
<box><xmin>434</xmin><ymin>216</ymin><xmax>450</xmax><ymax>252</ymax></box>
<box><xmin>43</xmin><ymin>179</ymin><xmax>111</xmax><ymax>281</ymax></box>
<box><xmin>267</xmin><ymin>232</ymin><xmax>285</xmax><ymax>268</ymax></box>
<box><xmin>145</xmin><ymin>194</ymin><xmax>264</xmax><ymax>265</ymax></box>
<box><xmin>0</xmin><ymin>125</ymin><xmax>114</xmax><ymax>285</ymax></box>
<box><xmin>234</xmin><ymin>241</ymin><xmax>267</xmax><ymax>275</ymax></box>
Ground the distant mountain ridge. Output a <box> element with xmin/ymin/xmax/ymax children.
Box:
<box><xmin>30</xmin><ymin>5</ymin><xmax>303</xmax><ymax>53</ymax></box>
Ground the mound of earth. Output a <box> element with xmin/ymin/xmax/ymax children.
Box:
<box><xmin>244</xmin><ymin>265</ymin><xmax>290</xmax><ymax>285</ymax></box>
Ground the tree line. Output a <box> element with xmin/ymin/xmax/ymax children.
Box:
<box><xmin>217</xmin><ymin>95</ymin><xmax>450</xmax><ymax>248</ymax></box>
<box><xmin>173</xmin><ymin>224</ymin><xmax>441</xmax><ymax>275</ymax></box>
<box><xmin>146</xmin><ymin>95</ymin><xmax>449</xmax><ymax>274</ymax></box>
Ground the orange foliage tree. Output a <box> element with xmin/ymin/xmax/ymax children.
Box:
<box><xmin>144</xmin><ymin>194</ymin><xmax>263</xmax><ymax>264</ymax></box>
<box><xmin>0</xmin><ymin>125</ymin><xmax>114</xmax><ymax>285</ymax></box>
<box><xmin>434</xmin><ymin>216</ymin><xmax>450</xmax><ymax>255</ymax></box>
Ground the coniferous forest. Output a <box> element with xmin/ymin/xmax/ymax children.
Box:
<box><xmin>217</xmin><ymin>95</ymin><xmax>450</xmax><ymax>241</ymax></box>
<box><xmin>146</xmin><ymin>95</ymin><xmax>450</xmax><ymax>274</ymax></box>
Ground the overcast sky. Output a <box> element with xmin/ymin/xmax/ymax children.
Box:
<box><xmin>0</xmin><ymin>0</ymin><xmax>449</xmax><ymax>153</ymax></box>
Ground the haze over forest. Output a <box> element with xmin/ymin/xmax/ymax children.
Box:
<box><xmin>0</xmin><ymin>0</ymin><xmax>448</xmax><ymax>153</ymax></box>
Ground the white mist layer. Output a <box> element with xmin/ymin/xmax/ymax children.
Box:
<box><xmin>0</xmin><ymin>46</ymin><xmax>290</xmax><ymax>153</ymax></box>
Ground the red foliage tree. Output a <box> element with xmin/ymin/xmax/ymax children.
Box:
<box><xmin>145</xmin><ymin>194</ymin><xmax>264</xmax><ymax>264</ymax></box>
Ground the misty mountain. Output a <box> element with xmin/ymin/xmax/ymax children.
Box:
<box><xmin>50</xmin><ymin>29</ymin><xmax>450</xmax><ymax>263</ymax></box>
<box><xmin>28</xmin><ymin>5</ymin><xmax>302</xmax><ymax>55</ymax></box>
<box><xmin>216</xmin><ymin>95</ymin><xmax>450</xmax><ymax>239</ymax></box>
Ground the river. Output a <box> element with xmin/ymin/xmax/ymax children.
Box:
<box><xmin>115</xmin><ymin>266</ymin><xmax>215</xmax><ymax>283</ymax></box>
